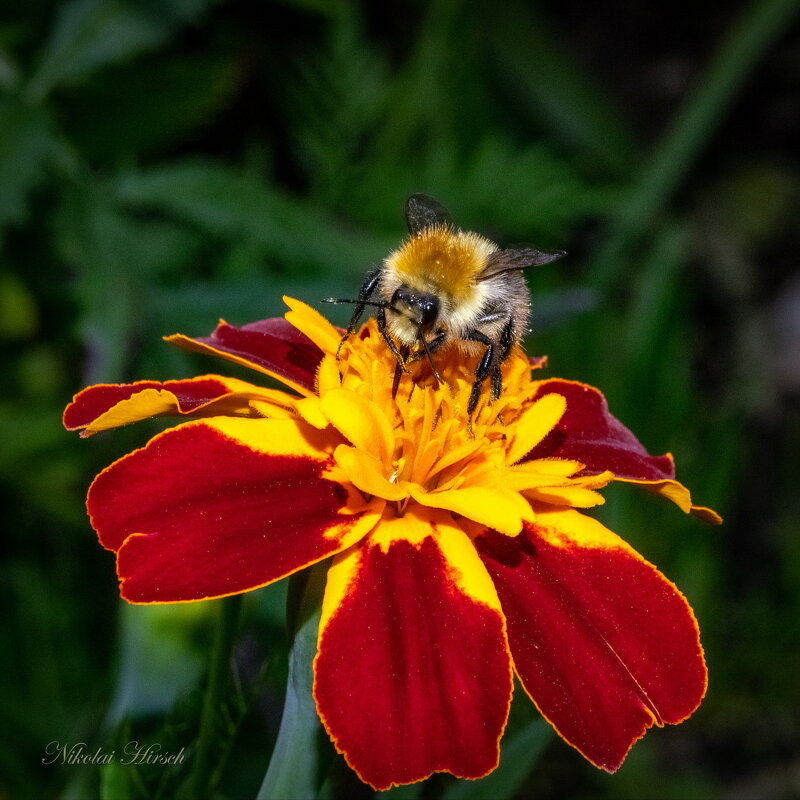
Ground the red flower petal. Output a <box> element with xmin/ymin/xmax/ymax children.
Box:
<box><xmin>527</xmin><ymin>379</ymin><xmax>674</xmax><ymax>479</ymax></box>
<box><xmin>166</xmin><ymin>318</ymin><xmax>322</xmax><ymax>395</ymax></box>
<box><xmin>63</xmin><ymin>376</ymin><xmax>286</xmax><ymax>435</ymax></box>
<box><xmin>314</xmin><ymin>510</ymin><xmax>513</xmax><ymax>790</ymax></box>
<box><xmin>88</xmin><ymin>418</ymin><xmax>381</xmax><ymax>602</ymax></box>
<box><xmin>477</xmin><ymin>507</ymin><xmax>706</xmax><ymax>772</ymax></box>
<box><xmin>527</xmin><ymin>379</ymin><xmax>719</xmax><ymax>522</ymax></box>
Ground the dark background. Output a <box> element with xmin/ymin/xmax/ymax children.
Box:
<box><xmin>1</xmin><ymin>0</ymin><xmax>798</xmax><ymax>797</ymax></box>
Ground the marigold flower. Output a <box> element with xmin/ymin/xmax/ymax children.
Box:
<box><xmin>64</xmin><ymin>297</ymin><xmax>720</xmax><ymax>790</ymax></box>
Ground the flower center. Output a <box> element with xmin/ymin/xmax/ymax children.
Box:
<box><xmin>327</xmin><ymin>319</ymin><xmax>540</xmax><ymax>498</ymax></box>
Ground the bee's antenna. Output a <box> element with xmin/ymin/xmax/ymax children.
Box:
<box><xmin>322</xmin><ymin>298</ymin><xmax>399</xmax><ymax>313</ymax></box>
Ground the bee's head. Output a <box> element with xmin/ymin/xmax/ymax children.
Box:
<box><xmin>390</xmin><ymin>285</ymin><xmax>440</xmax><ymax>333</ymax></box>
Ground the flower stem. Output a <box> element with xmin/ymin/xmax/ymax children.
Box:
<box><xmin>256</xmin><ymin>562</ymin><xmax>328</xmax><ymax>800</ymax></box>
<box><xmin>188</xmin><ymin>593</ymin><xmax>243</xmax><ymax>800</ymax></box>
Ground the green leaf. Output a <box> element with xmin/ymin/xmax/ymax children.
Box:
<box><xmin>379</xmin><ymin>782</ymin><xmax>423</xmax><ymax>800</ymax></box>
<box><xmin>0</xmin><ymin>96</ymin><xmax>56</xmax><ymax>235</ymax></box>
<box><xmin>99</xmin><ymin>759</ymin><xmax>137</xmax><ymax>800</ymax></box>
<box><xmin>441</xmin><ymin>718</ymin><xmax>552</xmax><ymax>800</ymax></box>
<box><xmin>445</xmin><ymin>137</ymin><xmax>610</xmax><ymax>241</ymax></box>
<box><xmin>284</xmin><ymin>12</ymin><xmax>389</xmax><ymax>208</ymax></box>
<box><xmin>106</xmin><ymin>603</ymin><xmax>207</xmax><ymax>724</ymax></box>
<box><xmin>270</xmin><ymin>0</ymin><xmax>336</xmax><ymax>11</ymax></box>
<box><xmin>0</xmin><ymin>45</ymin><xmax>20</xmax><ymax>91</ymax></box>
<box><xmin>55</xmin><ymin>183</ymin><xmax>202</xmax><ymax>381</ymax></box>
<box><xmin>0</xmin><ymin>272</ymin><xmax>38</xmax><ymax>338</ymax></box>
<box><xmin>114</xmin><ymin>160</ymin><xmax>392</xmax><ymax>277</ymax></box>
<box><xmin>26</xmin><ymin>0</ymin><xmax>217</xmax><ymax>102</ymax></box>
<box><xmin>149</xmin><ymin>273</ymin><xmax>371</xmax><ymax>337</ymax></box>
<box><xmin>183</xmin><ymin>594</ymin><xmax>244</xmax><ymax>800</ymax></box>
<box><xmin>623</xmin><ymin>222</ymin><xmax>689</xmax><ymax>370</ymax></box>
<box><xmin>361</xmin><ymin>136</ymin><xmax>609</xmax><ymax>244</ymax></box>
<box><xmin>59</xmin><ymin>52</ymin><xmax>239</xmax><ymax>163</ymax></box>
<box><xmin>256</xmin><ymin>563</ymin><xmax>327</xmax><ymax>800</ymax></box>
<box><xmin>484</xmin><ymin>3</ymin><xmax>638</xmax><ymax>174</ymax></box>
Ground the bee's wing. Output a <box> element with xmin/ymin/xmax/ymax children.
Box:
<box><xmin>405</xmin><ymin>194</ymin><xmax>453</xmax><ymax>234</ymax></box>
<box><xmin>478</xmin><ymin>247</ymin><xmax>566</xmax><ymax>279</ymax></box>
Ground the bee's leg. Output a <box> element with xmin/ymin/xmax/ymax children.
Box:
<box><xmin>419</xmin><ymin>334</ymin><xmax>444</xmax><ymax>385</ymax></box>
<box><xmin>392</xmin><ymin>346</ymin><xmax>410</xmax><ymax>398</ymax></box>
<box><xmin>406</xmin><ymin>329</ymin><xmax>447</xmax><ymax>364</ymax></box>
<box><xmin>491</xmin><ymin>364</ymin><xmax>503</xmax><ymax>401</ymax></box>
<box><xmin>491</xmin><ymin>318</ymin><xmax>516</xmax><ymax>401</ymax></box>
<box><xmin>377</xmin><ymin>305</ymin><xmax>407</xmax><ymax>371</ymax></box>
<box><xmin>499</xmin><ymin>317</ymin><xmax>515</xmax><ymax>361</ymax></box>
<box><xmin>475</xmin><ymin>309</ymin><xmax>505</xmax><ymax>325</ymax></box>
<box><xmin>336</xmin><ymin>267</ymin><xmax>382</xmax><ymax>358</ymax></box>
<box><xmin>423</xmin><ymin>330</ymin><xmax>448</xmax><ymax>385</ymax></box>
<box><xmin>404</xmin><ymin>330</ymin><xmax>447</xmax><ymax>386</ymax></box>
<box><xmin>465</xmin><ymin>329</ymin><xmax>494</xmax><ymax>416</ymax></box>
<box><xmin>424</xmin><ymin>329</ymin><xmax>448</xmax><ymax>355</ymax></box>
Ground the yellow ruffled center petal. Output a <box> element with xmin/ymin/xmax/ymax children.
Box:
<box><xmin>277</xmin><ymin>297</ymin><xmax>607</xmax><ymax>538</ymax></box>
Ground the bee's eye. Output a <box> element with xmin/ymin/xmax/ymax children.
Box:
<box><xmin>419</xmin><ymin>298</ymin><xmax>439</xmax><ymax>329</ymax></box>
<box><xmin>390</xmin><ymin>286</ymin><xmax>439</xmax><ymax>330</ymax></box>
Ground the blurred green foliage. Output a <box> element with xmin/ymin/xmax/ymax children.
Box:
<box><xmin>2</xmin><ymin>0</ymin><xmax>799</xmax><ymax>798</ymax></box>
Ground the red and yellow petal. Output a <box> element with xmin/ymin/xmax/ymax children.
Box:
<box><xmin>476</xmin><ymin>506</ymin><xmax>707</xmax><ymax>772</ymax></box>
<box><xmin>314</xmin><ymin>507</ymin><xmax>513</xmax><ymax>790</ymax></box>
<box><xmin>88</xmin><ymin>417</ymin><xmax>382</xmax><ymax>603</ymax></box>
<box><xmin>527</xmin><ymin>379</ymin><xmax>719</xmax><ymax>522</ymax></box>
<box><xmin>63</xmin><ymin>376</ymin><xmax>294</xmax><ymax>436</ymax></box>
<box><xmin>166</xmin><ymin>317</ymin><xmax>322</xmax><ymax>396</ymax></box>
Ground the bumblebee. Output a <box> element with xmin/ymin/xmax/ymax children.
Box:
<box><xmin>326</xmin><ymin>195</ymin><xmax>564</xmax><ymax>415</ymax></box>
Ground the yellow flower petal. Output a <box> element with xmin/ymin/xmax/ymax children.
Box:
<box><xmin>619</xmin><ymin>477</ymin><xmax>724</xmax><ymax>524</ymax></box>
<box><xmin>320</xmin><ymin>388</ymin><xmax>395</xmax><ymax>464</ymax></box>
<box><xmin>409</xmin><ymin>485</ymin><xmax>534</xmax><ymax>536</ymax></box>
<box><xmin>334</xmin><ymin>445</ymin><xmax>408</xmax><ymax>502</ymax></box>
<box><xmin>525</xmin><ymin>458</ymin><xmax>585</xmax><ymax>476</ymax></box>
<box><xmin>506</xmin><ymin>393</ymin><xmax>567</xmax><ymax>465</ymax></box>
<box><xmin>526</xmin><ymin>486</ymin><xmax>606</xmax><ymax>508</ymax></box>
<box><xmin>83</xmin><ymin>388</ymin><xmax>195</xmax><ymax>434</ymax></box>
<box><xmin>249</xmin><ymin>399</ymin><xmax>296</xmax><ymax>419</ymax></box>
<box><xmin>294</xmin><ymin>396</ymin><xmax>329</xmax><ymax>429</ymax></box>
<box><xmin>283</xmin><ymin>296</ymin><xmax>343</xmax><ymax>356</ymax></box>
<box><xmin>209</xmin><ymin>416</ymin><xmax>333</xmax><ymax>458</ymax></box>
<box><xmin>317</xmin><ymin>354</ymin><xmax>342</xmax><ymax>395</ymax></box>
<box><xmin>367</xmin><ymin>504</ymin><xmax>442</xmax><ymax>552</ymax></box>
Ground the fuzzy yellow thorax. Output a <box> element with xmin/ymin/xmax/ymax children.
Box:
<box><xmin>385</xmin><ymin>226</ymin><xmax>497</xmax><ymax>304</ymax></box>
